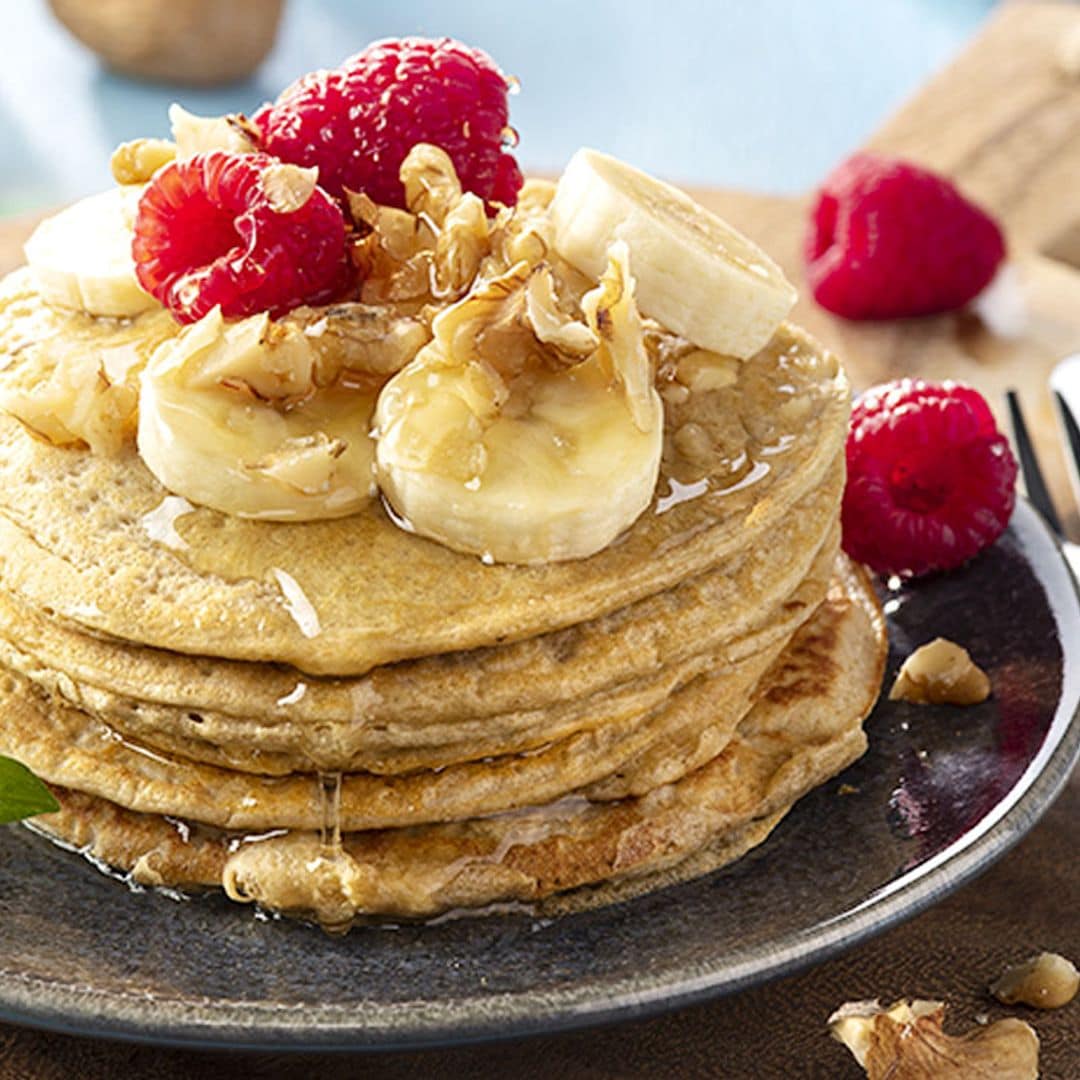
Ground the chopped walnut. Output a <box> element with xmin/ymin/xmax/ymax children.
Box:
<box><xmin>992</xmin><ymin>952</ymin><xmax>1079</xmax><ymax>1010</ymax></box>
<box><xmin>482</xmin><ymin>179</ymin><xmax>556</xmax><ymax>278</ymax></box>
<box><xmin>829</xmin><ymin>999</ymin><xmax>1039</xmax><ymax>1079</ymax></box>
<box><xmin>281</xmin><ymin>304</ymin><xmax>430</xmax><ymax>379</ymax></box>
<box><xmin>1</xmin><ymin>362</ymin><xmax>138</xmax><ymax>455</ymax></box>
<box><xmin>433</xmin><ymin>193</ymin><xmax>490</xmax><ymax>299</ymax></box>
<box><xmin>0</xmin><ymin>299</ymin><xmax>177</xmax><ymax>455</ymax></box>
<box><xmin>889</xmin><ymin>638</ymin><xmax>991</xmax><ymax>706</ymax></box>
<box><xmin>247</xmin><ymin>432</ymin><xmax>348</xmax><ymax>496</ymax></box>
<box><xmin>351</xmin><ymin>201</ymin><xmax>437</xmax><ymax>307</ymax></box>
<box><xmin>173</xmin><ymin>311</ymin><xmax>321</xmax><ymax>402</ymax></box>
<box><xmin>580</xmin><ymin>241</ymin><xmax>654</xmax><ymax>432</ymax></box>
<box><xmin>261</xmin><ymin>164</ymin><xmax>319</xmax><ymax>214</ymax></box>
<box><xmin>418</xmin><ymin>241</ymin><xmax>652</xmax><ymax>446</ymax></box>
<box><xmin>346</xmin><ymin>153</ymin><xmax>563</xmax><ymax>319</ymax></box>
<box><xmin>110</xmin><ymin>138</ymin><xmax>175</xmax><ymax>185</ymax></box>
<box><xmin>400</xmin><ymin>143</ymin><xmax>463</xmax><ymax>229</ymax></box>
<box><xmin>523</xmin><ymin>266</ymin><xmax>598</xmax><ymax>359</ymax></box>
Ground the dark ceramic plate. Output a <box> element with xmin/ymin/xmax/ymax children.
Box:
<box><xmin>0</xmin><ymin>499</ymin><xmax>1077</xmax><ymax>1051</ymax></box>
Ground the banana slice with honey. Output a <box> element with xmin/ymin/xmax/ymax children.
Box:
<box><xmin>374</xmin><ymin>241</ymin><xmax>663</xmax><ymax>563</ymax></box>
<box><xmin>137</xmin><ymin>306</ymin><xmax>426</xmax><ymax>521</ymax></box>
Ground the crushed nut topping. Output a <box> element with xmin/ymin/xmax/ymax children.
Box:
<box><xmin>110</xmin><ymin>138</ymin><xmax>176</xmax><ymax>185</ymax></box>
<box><xmin>261</xmin><ymin>164</ymin><xmax>319</xmax><ymax>214</ymax></box>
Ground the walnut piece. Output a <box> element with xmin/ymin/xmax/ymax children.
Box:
<box><xmin>889</xmin><ymin>638</ymin><xmax>991</xmax><ymax>705</ymax></box>
<box><xmin>829</xmin><ymin>999</ymin><xmax>1039</xmax><ymax>1079</ymax></box>
<box><xmin>992</xmin><ymin>952</ymin><xmax>1079</xmax><ymax>1009</ymax></box>
<box><xmin>110</xmin><ymin>138</ymin><xmax>175</xmax><ymax>185</ymax></box>
<box><xmin>261</xmin><ymin>164</ymin><xmax>319</xmax><ymax>214</ymax></box>
<box><xmin>400</xmin><ymin>143</ymin><xmax>463</xmax><ymax>228</ymax></box>
<box><xmin>523</xmin><ymin>266</ymin><xmax>598</xmax><ymax>359</ymax></box>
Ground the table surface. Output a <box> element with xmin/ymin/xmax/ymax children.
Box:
<box><xmin>2</xmin><ymin>0</ymin><xmax>996</xmax><ymax>213</ymax></box>
<box><xmin>1</xmin><ymin>0</ymin><xmax>1079</xmax><ymax>1076</ymax></box>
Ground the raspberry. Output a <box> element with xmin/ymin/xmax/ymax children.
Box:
<box><xmin>842</xmin><ymin>379</ymin><xmax>1017</xmax><ymax>577</ymax></box>
<box><xmin>132</xmin><ymin>151</ymin><xmax>349</xmax><ymax>324</ymax></box>
<box><xmin>253</xmin><ymin>37</ymin><xmax>522</xmax><ymax>209</ymax></box>
<box><xmin>806</xmin><ymin>153</ymin><xmax>1005</xmax><ymax>320</ymax></box>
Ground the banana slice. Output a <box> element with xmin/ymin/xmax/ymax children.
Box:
<box><xmin>549</xmin><ymin>148</ymin><xmax>796</xmax><ymax>359</ymax></box>
<box><xmin>374</xmin><ymin>242</ymin><xmax>663</xmax><ymax>564</ymax></box>
<box><xmin>24</xmin><ymin>187</ymin><xmax>159</xmax><ymax>318</ymax></box>
<box><xmin>138</xmin><ymin>309</ymin><xmax>380</xmax><ymax>521</ymax></box>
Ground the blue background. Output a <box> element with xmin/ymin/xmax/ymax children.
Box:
<box><xmin>2</xmin><ymin>0</ymin><xmax>997</xmax><ymax>214</ymax></box>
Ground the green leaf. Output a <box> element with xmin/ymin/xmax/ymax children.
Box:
<box><xmin>0</xmin><ymin>755</ymin><xmax>59</xmax><ymax>824</ymax></box>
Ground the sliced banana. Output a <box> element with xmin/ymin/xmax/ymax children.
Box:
<box><xmin>24</xmin><ymin>187</ymin><xmax>159</xmax><ymax>318</ymax></box>
<box><xmin>138</xmin><ymin>309</ymin><xmax>381</xmax><ymax>521</ymax></box>
<box><xmin>374</xmin><ymin>242</ymin><xmax>663</xmax><ymax>564</ymax></box>
<box><xmin>549</xmin><ymin>148</ymin><xmax>796</xmax><ymax>359</ymax></box>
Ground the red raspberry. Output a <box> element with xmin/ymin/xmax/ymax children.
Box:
<box><xmin>842</xmin><ymin>379</ymin><xmax>1017</xmax><ymax>577</ymax></box>
<box><xmin>806</xmin><ymin>153</ymin><xmax>1005</xmax><ymax>320</ymax></box>
<box><xmin>132</xmin><ymin>151</ymin><xmax>349</xmax><ymax>324</ymax></box>
<box><xmin>252</xmin><ymin>37</ymin><xmax>522</xmax><ymax>209</ymax></box>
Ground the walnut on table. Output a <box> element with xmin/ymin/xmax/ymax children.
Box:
<box><xmin>991</xmin><ymin>952</ymin><xmax>1080</xmax><ymax>1010</ymax></box>
<box><xmin>829</xmin><ymin>999</ymin><xmax>1039</xmax><ymax>1079</ymax></box>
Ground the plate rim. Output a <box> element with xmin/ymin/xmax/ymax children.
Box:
<box><xmin>0</xmin><ymin>498</ymin><xmax>1077</xmax><ymax>1052</ymax></box>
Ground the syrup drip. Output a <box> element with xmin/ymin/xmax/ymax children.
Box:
<box><xmin>317</xmin><ymin>770</ymin><xmax>343</xmax><ymax>860</ymax></box>
<box><xmin>313</xmin><ymin>769</ymin><xmax>353</xmax><ymax>935</ymax></box>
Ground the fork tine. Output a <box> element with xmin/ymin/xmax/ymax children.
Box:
<box><xmin>1006</xmin><ymin>389</ymin><xmax>1063</xmax><ymax>536</ymax></box>
<box><xmin>1053</xmin><ymin>388</ymin><xmax>1080</xmax><ymax>512</ymax></box>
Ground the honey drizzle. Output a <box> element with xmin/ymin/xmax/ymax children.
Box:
<box><xmin>317</xmin><ymin>770</ymin><xmax>343</xmax><ymax>860</ymax></box>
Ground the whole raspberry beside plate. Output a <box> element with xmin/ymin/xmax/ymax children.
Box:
<box><xmin>254</xmin><ymin>37</ymin><xmax>522</xmax><ymax>209</ymax></box>
<box><xmin>806</xmin><ymin>153</ymin><xmax>1006</xmax><ymax>320</ymax></box>
<box><xmin>842</xmin><ymin>379</ymin><xmax>1017</xmax><ymax>577</ymax></box>
<box><xmin>132</xmin><ymin>151</ymin><xmax>349</xmax><ymax>324</ymax></box>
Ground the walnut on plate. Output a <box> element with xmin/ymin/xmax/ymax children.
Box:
<box><xmin>889</xmin><ymin>638</ymin><xmax>991</xmax><ymax>706</ymax></box>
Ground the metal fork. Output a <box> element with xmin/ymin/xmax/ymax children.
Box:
<box><xmin>1006</xmin><ymin>360</ymin><xmax>1080</xmax><ymax>580</ymax></box>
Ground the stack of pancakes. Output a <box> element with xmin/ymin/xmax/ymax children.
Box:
<box><xmin>0</xmin><ymin>276</ymin><xmax>886</xmax><ymax>925</ymax></box>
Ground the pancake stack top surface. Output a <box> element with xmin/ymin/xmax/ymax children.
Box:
<box><xmin>0</xmin><ymin>122</ymin><xmax>887</xmax><ymax>928</ymax></box>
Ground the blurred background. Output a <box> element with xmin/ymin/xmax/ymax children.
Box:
<box><xmin>2</xmin><ymin>0</ymin><xmax>998</xmax><ymax>215</ymax></box>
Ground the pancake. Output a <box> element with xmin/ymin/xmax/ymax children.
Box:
<box><xmin>0</xmin><ymin>519</ymin><xmax>841</xmax><ymax>775</ymax></box>
<box><xmin>34</xmin><ymin>786</ymin><xmax>790</xmax><ymax>921</ymax></box>
<box><xmin>0</xmin><ymin>563</ymin><xmax>830</xmax><ymax>829</ymax></box>
<box><xmin>0</xmin><ymin>473</ymin><xmax>841</xmax><ymax>741</ymax></box>
<box><xmin>25</xmin><ymin>558</ymin><xmax>886</xmax><ymax>922</ymax></box>
<box><xmin>0</xmin><ymin>265</ymin><xmax>848</xmax><ymax>675</ymax></box>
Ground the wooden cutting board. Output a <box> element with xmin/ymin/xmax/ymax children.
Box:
<box><xmin>0</xmin><ymin>3</ymin><xmax>1076</xmax><ymax>1076</ymax></box>
<box><xmin>690</xmin><ymin>0</ymin><xmax>1080</xmax><ymax>531</ymax></box>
